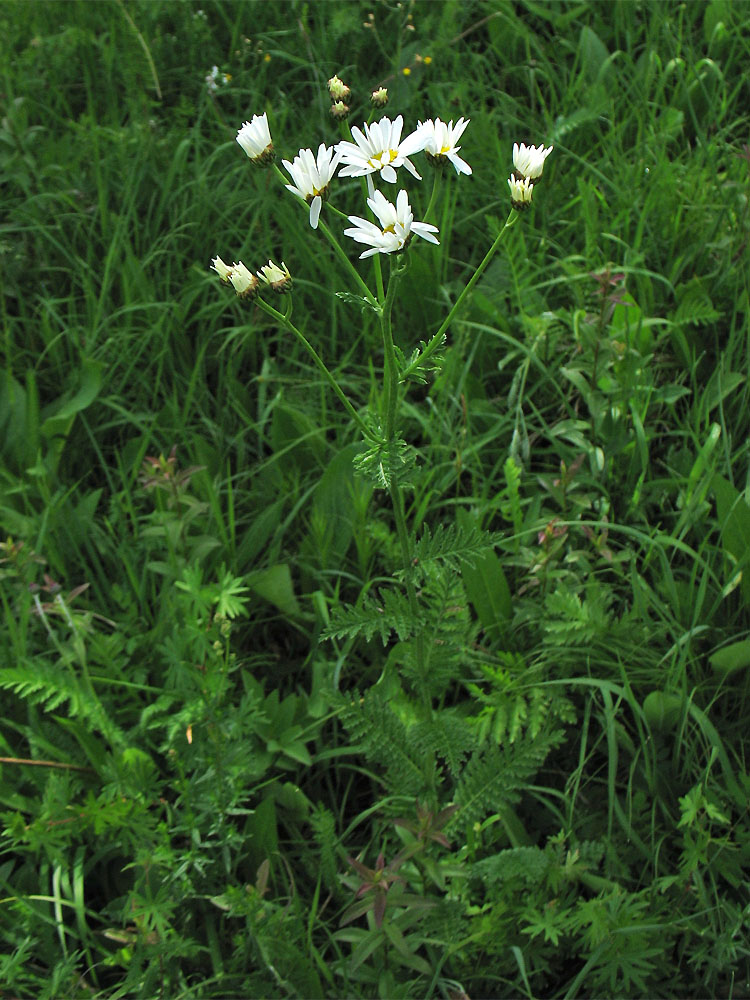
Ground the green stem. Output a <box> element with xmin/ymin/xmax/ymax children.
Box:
<box><xmin>256</xmin><ymin>297</ymin><xmax>380</xmax><ymax>444</ymax></box>
<box><xmin>423</xmin><ymin>168</ymin><xmax>441</xmax><ymax>223</ymax></box>
<box><xmin>389</xmin><ymin>481</ymin><xmax>428</xmax><ymax>709</ymax></box>
<box><xmin>318</xmin><ymin>218</ymin><xmax>380</xmax><ymax>308</ymax></box>
<box><xmin>380</xmin><ymin>260</ymin><xmax>429</xmax><ymax>705</ymax></box>
<box><xmin>380</xmin><ymin>261</ymin><xmax>403</xmax><ymax>441</ymax></box>
<box><xmin>271</xmin><ymin>162</ymin><xmax>379</xmax><ymax>309</ymax></box>
<box><xmin>401</xmin><ymin>209</ymin><xmax>518</xmax><ymax>380</ymax></box>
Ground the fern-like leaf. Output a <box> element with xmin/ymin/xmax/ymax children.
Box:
<box><xmin>309</xmin><ymin>804</ymin><xmax>340</xmax><ymax>891</ymax></box>
<box><xmin>471</xmin><ymin>846</ymin><xmax>550</xmax><ymax>887</ymax></box>
<box><xmin>411</xmin><ymin>711</ymin><xmax>475</xmax><ymax>778</ymax></box>
<box><xmin>412</xmin><ymin>523</ymin><xmax>500</xmax><ymax>578</ymax></box>
<box><xmin>450</xmin><ymin>729</ymin><xmax>565</xmax><ymax>832</ymax></box>
<box><xmin>334</xmin><ymin>690</ymin><xmax>432</xmax><ymax>795</ymax></box>
<box><xmin>323</xmin><ymin>588</ymin><xmax>416</xmax><ymax>645</ymax></box>
<box><xmin>0</xmin><ymin>660</ymin><xmax>123</xmax><ymax>744</ymax></box>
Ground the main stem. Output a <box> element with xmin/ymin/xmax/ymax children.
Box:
<box><xmin>380</xmin><ymin>262</ymin><xmax>428</xmax><ymax>703</ymax></box>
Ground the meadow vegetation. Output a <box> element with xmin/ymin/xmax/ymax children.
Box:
<box><xmin>1</xmin><ymin>0</ymin><xmax>749</xmax><ymax>996</ymax></box>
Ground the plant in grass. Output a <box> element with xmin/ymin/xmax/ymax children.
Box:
<box><xmin>209</xmin><ymin>78</ymin><xmax>559</xmax><ymax>985</ymax></box>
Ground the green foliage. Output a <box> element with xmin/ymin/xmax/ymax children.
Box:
<box><xmin>2</xmin><ymin>0</ymin><xmax>750</xmax><ymax>996</ymax></box>
<box><xmin>412</xmin><ymin>521</ymin><xmax>501</xmax><ymax>575</ymax></box>
<box><xmin>323</xmin><ymin>588</ymin><xmax>416</xmax><ymax>645</ymax></box>
<box><xmin>451</xmin><ymin>730</ymin><xmax>565</xmax><ymax>833</ymax></box>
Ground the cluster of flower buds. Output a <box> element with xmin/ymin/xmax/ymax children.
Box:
<box><xmin>508</xmin><ymin>142</ymin><xmax>553</xmax><ymax>210</ymax></box>
<box><xmin>328</xmin><ymin>74</ymin><xmax>351</xmax><ymax>120</ymax></box>
<box><xmin>211</xmin><ymin>256</ymin><xmax>292</xmax><ymax>299</ymax></box>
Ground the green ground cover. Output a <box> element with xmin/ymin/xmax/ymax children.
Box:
<box><xmin>1</xmin><ymin>0</ymin><xmax>749</xmax><ymax>996</ymax></box>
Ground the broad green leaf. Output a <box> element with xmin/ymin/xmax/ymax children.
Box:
<box><xmin>462</xmin><ymin>548</ymin><xmax>512</xmax><ymax>635</ymax></box>
<box><xmin>248</xmin><ymin>563</ymin><xmax>300</xmax><ymax>617</ymax></box>
<box><xmin>643</xmin><ymin>691</ymin><xmax>683</xmax><ymax>731</ymax></box>
<box><xmin>710</xmin><ymin>639</ymin><xmax>750</xmax><ymax>675</ymax></box>
<box><xmin>41</xmin><ymin>358</ymin><xmax>104</xmax><ymax>439</ymax></box>
<box><xmin>312</xmin><ymin>442</ymin><xmax>368</xmax><ymax>564</ymax></box>
<box><xmin>711</xmin><ymin>473</ymin><xmax>750</xmax><ymax>604</ymax></box>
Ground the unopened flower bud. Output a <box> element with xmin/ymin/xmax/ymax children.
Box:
<box><xmin>508</xmin><ymin>174</ymin><xmax>533</xmax><ymax>210</ymax></box>
<box><xmin>211</xmin><ymin>255</ymin><xmax>233</xmax><ymax>282</ymax></box>
<box><xmin>330</xmin><ymin>100</ymin><xmax>350</xmax><ymax>120</ymax></box>
<box><xmin>328</xmin><ymin>74</ymin><xmax>351</xmax><ymax>101</ymax></box>
<box><xmin>371</xmin><ymin>87</ymin><xmax>388</xmax><ymax>108</ymax></box>
<box><xmin>512</xmin><ymin>142</ymin><xmax>553</xmax><ymax>181</ymax></box>
<box><xmin>257</xmin><ymin>259</ymin><xmax>292</xmax><ymax>294</ymax></box>
<box><xmin>236</xmin><ymin>113</ymin><xmax>275</xmax><ymax>166</ymax></box>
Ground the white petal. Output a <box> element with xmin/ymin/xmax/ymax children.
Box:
<box><xmin>401</xmin><ymin>157</ymin><xmax>422</xmax><ymax>181</ymax></box>
<box><xmin>400</xmin><ymin>128</ymin><xmax>428</xmax><ymax>157</ymax></box>
<box><xmin>412</xmin><ymin>222</ymin><xmax>440</xmax><ymax>244</ymax></box>
<box><xmin>381</xmin><ymin>164</ymin><xmax>397</xmax><ymax>183</ymax></box>
<box><xmin>448</xmin><ymin>152</ymin><xmax>472</xmax><ymax>176</ymax></box>
<box><xmin>310</xmin><ymin>196</ymin><xmax>322</xmax><ymax>229</ymax></box>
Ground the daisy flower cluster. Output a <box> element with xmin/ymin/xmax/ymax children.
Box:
<box><xmin>212</xmin><ymin>78</ymin><xmax>552</xmax><ymax>291</ymax></box>
<box><xmin>210</xmin><ymin>256</ymin><xmax>291</xmax><ymax>299</ymax></box>
<box><xmin>508</xmin><ymin>142</ymin><xmax>553</xmax><ymax>210</ymax></box>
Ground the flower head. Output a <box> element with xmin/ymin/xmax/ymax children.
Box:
<box><xmin>257</xmin><ymin>259</ymin><xmax>292</xmax><ymax>293</ymax></box>
<box><xmin>512</xmin><ymin>142</ymin><xmax>553</xmax><ymax>181</ymax></box>
<box><xmin>508</xmin><ymin>174</ymin><xmax>534</xmax><ymax>210</ymax></box>
<box><xmin>328</xmin><ymin>74</ymin><xmax>351</xmax><ymax>102</ymax></box>
<box><xmin>210</xmin><ymin>255</ymin><xmax>233</xmax><ymax>282</ymax></box>
<box><xmin>236</xmin><ymin>113</ymin><xmax>274</xmax><ymax>166</ymax></box>
<box><xmin>336</xmin><ymin>115</ymin><xmax>427</xmax><ymax>193</ymax></box>
<box><xmin>283</xmin><ymin>144</ymin><xmax>341</xmax><ymax>229</ymax></box>
<box><xmin>344</xmin><ymin>189</ymin><xmax>439</xmax><ymax>258</ymax></box>
<box><xmin>230</xmin><ymin>261</ymin><xmax>260</xmax><ymax>298</ymax></box>
<box><xmin>418</xmin><ymin>117</ymin><xmax>472</xmax><ymax>175</ymax></box>
<box><xmin>330</xmin><ymin>100</ymin><xmax>350</xmax><ymax>121</ymax></box>
<box><xmin>371</xmin><ymin>87</ymin><xmax>388</xmax><ymax>108</ymax></box>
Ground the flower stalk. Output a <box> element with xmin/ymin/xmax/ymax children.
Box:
<box><xmin>256</xmin><ymin>297</ymin><xmax>380</xmax><ymax>445</ymax></box>
<box><xmin>400</xmin><ymin>209</ymin><xmax>518</xmax><ymax>381</ymax></box>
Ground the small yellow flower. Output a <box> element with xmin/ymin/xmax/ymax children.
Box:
<box><xmin>424</xmin><ymin>55</ymin><xmax>432</xmax><ymax>65</ymax></box>
<box><xmin>263</xmin><ymin>53</ymin><xmax>271</xmax><ymax>63</ymax></box>
<box><xmin>402</xmin><ymin>66</ymin><xmax>411</xmax><ymax>76</ymax></box>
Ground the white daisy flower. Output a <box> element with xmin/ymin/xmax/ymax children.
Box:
<box><xmin>257</xmin><ymin>259</ymin><xmax>292</xmax><ymax>293</ymax></box>
<box><xmin>344</xmin><ymin>189</ymin><xmax>439</xmax><ymax>259</ymax></box>
<box><xmin>512</xmin><ymin>142</ymin><xmax>553</xmax><ymax>180</ymax></box>
<box><xmin>282</xmin><ymin>144</ymin><xmax>341</xmax><ymax>229</ymax></box>
<box><xmin>229</xmin><ymin>261</ymin><xmax>260</xmax><ymax>298</ymax></box>
<box><xmin>336</xmin><ymin>115</ymin><xmax>427</xmax><ymax>193</ymax></box>
<box><xmin>508</xmin><ymin>174</ymin><xmax>534</xmax><ymax>210</ymax></box>
<box><xmin>418</xmin><ymin>117</ymin><xmax>472</xmax><ymax>175</ymax></box>
<box><xmin>236</xmin><ymin>113</ymin><xmax>274</xmax><ymax>165</ymax></box>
